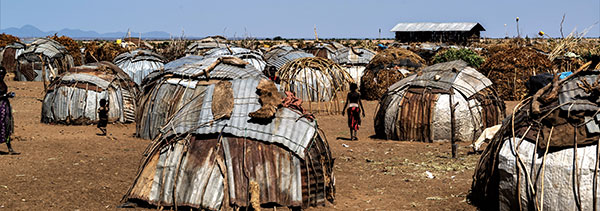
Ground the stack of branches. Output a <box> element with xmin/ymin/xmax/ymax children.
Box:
<box><xmin>360</xmin><ymin>47</ymin><xmax>425</xmax><ymax>100</ymax></box>
<box><xmin>83</xmin><ymin>41</ymin><xmax>127</xmax><ymax>63</ymax></box>
<box><xmin>278</xmin><ymin>57</ymin><xmax>353</xmax><ymax>113</ymax></box>
<box><xmin>155</xmin><ymin>39</ymin><xmax>188</xmax><ymax>62</ymax></box>
<box><xmin>547</xmin><ymin>27</ymin><xmax>596</xmax><ymax>72</ymax></box>
<box><xmin>480</xmin><ymin>47</ymin><xmax>553</xmax><ymax>101</ymax></box>
<box><xmin>0</xmin><ymin>33</ymin><xmax>19</xmax><ymax>48</ymax></box>
<box><xmin>48</xmin><ymin>34</ymin><xmax>83</xmax><ymax>66</ymax></box>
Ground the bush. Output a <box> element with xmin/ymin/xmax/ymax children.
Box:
<box><xmin>432</xmin><ymin>48</ymin><xmax>485</xmax><ymax>68</ymax></box>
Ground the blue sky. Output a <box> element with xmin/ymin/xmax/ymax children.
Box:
<box><xmin>1</xmin><ymin>0</ymin><xmax>598</xmax><ymax>38</ymax></box>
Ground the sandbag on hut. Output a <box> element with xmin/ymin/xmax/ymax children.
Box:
<box><xmin>331</xmin><ymin>47</ymin><xmax>375</xmax><ymax>84</ymax></box>
<box><xmin>41</xmin><ymin>61</ymin><xmax>138</xmax><ymax>124</ymax></box>
<box><xmin>185</xmin><ymin>36</ymin><xmax>229</xmax><ymax>56</ymax></box>
<box><xmin>374</xmin><ymin>60</ymin><xmax>504</xmax><ymax>142</ymax></box>
<box><xmin>136</xmin><ymin>55</ymin><xmax>264</xmax><ymax>140</ymax></box>
<box><xmin>360</xmin><ymin>47</ymin><xmax>426</xmax><ymax>100</ymax></box>
<box><xmin>16</xmin><ymin>38</ymin><xmax>74</xmax><ymax>81</ymax></box>
<box><xmin>278</xmin><ymin>57</ymin><xmax>353</xmax><ymax>106</ymax></box>
<box><xmin>204</xmin><ymin>47</ymin><xmax>266</xmax><ymax>71</ymax></box>
<box><xmin>470</xmin><ymin>70</ymin><xmax>600</xmax><ymax>211</ymax></box>
<box><xmin>305</xmin><ymin>41</ymin><xmax>346</xmax><ymax>59</ymax></box>
<box><xmin>113</xmin><ymin>49</ymin><xmax>165</xmax><ymax>85</ymax></box>
<box><xmin>0</xmin><ymin>42</ymin><xmax>25</xmax><ymax>74</ymax></box>
<box><xmin>480</xmin><ymin>46</ymin><xmax>553</xmax><ymax>101</ymax></box>
<box><xmin>123</xmin><ymin>77</ymin><xmax>335</xmax><ymax>210</ymax></box>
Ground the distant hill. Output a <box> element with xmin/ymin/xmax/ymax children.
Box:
<box><xmin>0</xmin><ymin>25</ymin><xmax>171</xmax><ymax>39</ymax></box>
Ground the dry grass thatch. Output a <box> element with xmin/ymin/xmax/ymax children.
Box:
<box><xmin>480</xmin><ymin>47</ymin><xmax>553</xmax><ymax>101</ymax></box>
<box><xmin>48</xmin><ymin>34</ymin><xmax>83</xmax><ymax>66</ymax></box>
<box><xmin>0</xmin><ymin>33</ymin><xmax>20</xmax><ymax>48</ymax></box>
<box><xmin>360</xmin><ymin>48</ymin><xmax>426</xmax><ymax>100</ymax></box>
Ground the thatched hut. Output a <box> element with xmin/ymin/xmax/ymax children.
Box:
<box><xmin>278</xmin><ymin>57</ymin><xmax>353</xmax><ymax>105</ymax></box>
<box><xmin>185</xmin><ymin>36</ymin><xmax>229</xmax><ymax>56</ymax></box>
<box><xmin>0</xmin><ymin>42</ymin><xmax>25</xmax><ymax>74</ymax></box>
<box><xmin>16</xmin><ymin>38</ymin><xmax>74</xmax><ymax>81</ymax></box>
<box><xmin>136</xmin><ymin>55</ymin><xmax>264</xmax><ymax>140</ymax></box>
<box><xmin>123</xmin><ymin>77</ymin><xmax>334</xmax><ymax>210</ymax></box>
<box><xmin>113</xmin><ymin>49</ymin><xmax>165</xmax><ymax>85</ymax></box>
<box><xmin>331</xmin><ymin>47</ymin><xmax>375</xmax><ymax>84</ymax></box>
<box><xmin>41</xmin><ymin>62</ymin><xmax>138</xmax><ymax>124</ymax></box>
<box><xmin>375</xmin><ymin>60</ymin><xmax>504</xmax><ymax>142</ymax></box>
<box><xmin>360</xmin><ymin>47</ymin><xmax>426</xmax><ymax>100</ymax></box>
<box><xmin>204</xmin><ymin>47</ymin><xmax>266</xmax><ymax>71</ymax></box>
<box><xmin>480</xmin><ymin>46</ymin><xmax>553</xmax><ymax>101</ymax></box>
<box><xmin>470</xmin><ymin>70</ymin><xmax>600</xmax><ymax>211</ymax></box>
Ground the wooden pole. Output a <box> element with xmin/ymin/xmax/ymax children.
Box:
<box><xmin>449</xmin><ymin>88</ymin><xmax>457</xmax><ymax>158</ymax></box>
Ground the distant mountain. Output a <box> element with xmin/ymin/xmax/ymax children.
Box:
<box><xmin>0</xmin><ymin>25</ymin><xmax>171</xmax><ymax>39</ymax></box>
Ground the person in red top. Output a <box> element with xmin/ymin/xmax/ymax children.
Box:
<box><xmin>342</xmin><ymin>83</ymin><xmax>365</xmax><ymax>140</ymax></box>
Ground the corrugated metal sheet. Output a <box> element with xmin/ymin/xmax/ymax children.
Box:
<box><xmin>390</xmin><ymin>22</ymin><xmax>485</xmax><ymax>32</ymax></box>
<box><xmin>16</xmin><ymin>38</ymin><xmax>74</xmax><ymax>81</ymax></box>
<box><xmin>185</xmin><ymin>38</ymin><xmax>229</xmax><ymax>56</ymax></box>
<box><xmin>559</xmin><ymin>73</ymin><xmax>600</xmax><ymax>112</ymax></box>
<box><xmin>331</xmin><ymin>47</ymin><xmax>375</xmax><ymax>65</ymax></box>
<box><xmin>162</xmin><ymin>77</ymin><xmax>317</xmax><ymax>158</ymax></box>
<box><xmin>264</xmin><ymin>45</ymin><xmax>295</xmax><ymax>62</ymax></box>
<box><xmin>114</xmin><ymin>49</ymin><xmax>165</xmax><ymax>85</ymax></box>
<box><xmin>164</xmin><ymin>56</ymin><xmax>264</xmax><ymax>80</ymax></box>
<box><xmin>268</xmin><ymin>51</ymin><xmax>314</xmax><ymax>71</ymax></box>
<box><xmin>204</xmin><ymin>47</ymin><xmax>266</xmax><ymax>71</ymax></box>
<box><xmin>163</xmin><ymin>55</ymin><xmax>204</xmax><ymax>70</ymax></box>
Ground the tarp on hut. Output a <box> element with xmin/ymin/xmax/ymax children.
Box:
<box><xmin>375</xmin><ymin>60</ymin><xmax>504</xmax><ymax>142</ymax></box>
<box><xmin>113</xmin><ymin>49</ymin><xmax>165</xmax><ymax>85</ymax></box>
<box><xmin>16</xmin><ymin>38</ymin><xmax>74</xmax><ymax>81</ymax></box>
<box><xmin>41</xmin><ymin>61</ymin><xmax>139</xmax><ymax>124</ymax></box>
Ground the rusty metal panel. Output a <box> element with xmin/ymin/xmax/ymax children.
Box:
<box><xmin>114</xmin><ymin>49</ymin><xmax>165</xmax><ymax>85</ymax></box>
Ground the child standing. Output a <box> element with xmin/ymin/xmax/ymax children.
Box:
<box><xmin>97</xmin><ymin>99</ymin><xmax>109</xmax><ymax>136</ymax></box>
<box><xmin>342</xmin><ymin>83</ymin><xmax>365</xmax><ymax>140</ymax></box>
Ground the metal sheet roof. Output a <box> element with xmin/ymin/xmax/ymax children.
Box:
<box><xmin>559</xmin><ymin>73</ymin><xmax>600</xmax><ymax>112</ymax></box>
<box><xmin>331</xmin><ymin>47</ymin><xmax>375</xmax><ymax>65</ymax></box>
<box><xmin>163</xmin><ymin>55</ymin><xmax>204</xmax><ymax>69</ymax></box>
<box><xmin>113</xmin><ymin>49</ymin><xmax>165</xmax><ymax>85</ymax></box>
<box><xmin>164</xmin><ymin>55</ymin><xmax>264</xmax><ymax>80</ymax></box>
<box><xmin>162</xmin><ymin>77</ymin><xmax>318</xmax><ymax>159</ymax></box>
<box><xmin>20</xmin><ymin>38</ymin><xmax>69</xmax><ymax>60</ymax></box>
<box><xmin>268</xmin><ymin>50</ymin><xmax>314</xmax><ymax>71</ymax></box>
<box><xmin>390</xmin><ymin>22</ymin><xmax>485</xmax><ymax>32</ymax></box>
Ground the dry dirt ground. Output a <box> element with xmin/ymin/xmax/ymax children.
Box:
<box><xmin>0</xmin><ymin>80</ymin><xmax>517</xmax><ymax>210</ymax></box>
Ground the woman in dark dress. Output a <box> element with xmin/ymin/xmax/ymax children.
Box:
<box><xmin>342</xmin><ymin>83</ymin><xmax>365</xmax><ymax>140</ymax></box>
<box><xmin>0</xmin><ymin>66</ymin><xmax>17</xmax><ymax>154</ymax></box>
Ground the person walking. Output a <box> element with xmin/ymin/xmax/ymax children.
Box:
<box><xmin>0</xmin><ymin>66</ymin><xmax>17</xmax><ymax>154</ymax></box>
<box><xmin>342</xmin><ymin>83</ymin><xmax>365</xmax><ymax>140</ymax></box>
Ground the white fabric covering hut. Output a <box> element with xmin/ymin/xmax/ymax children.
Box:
<box><xmin>41</xmin><ymin>61</ymin><xmax>138</xmax><ymax>124</ymax></box>
<box><xmin>16</xmin><ymin>38</ymin><xmax>74</xmax><ymax>81</ymax></box>
<box><xmin>470</xmin><ymin>70</ymin><xmax>600</xmax><ymax>211</ymax></box>
<box><xmin>113</xmin><ymin>49</ymin><xmax>165</xmax><ymax>85</ymax></box>
<box><xmin>136</xmin><ymin>55</ymin><xmax>264</xmax><ymax>139</ymax></box>
<box><xmin>374</xmin><ymin>60</ymin><xmax>504</xmax><ymax>142</ymax></box>
<box><xmin>331</xmin><ymin>47</ymin><xmax>375</xmax><ymax>84</ymax></box>
<box><xmin>204</xmin><ymin>47</ymin><xmax>266</xmax><ymax>71</ymax></box>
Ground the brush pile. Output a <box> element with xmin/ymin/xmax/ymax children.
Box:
<box><xmin>48</xmin><ymin>34</ymin><xmax>83</xmax><ymax>66</ymax></box>
<box><xmin>360</xmin><ymin>48</ymin><xmax>425</xmax><ymax>100</ymax></box>
<box><xmin>84</xmin><ymin>41</ymin><xmax>127</xmax><ymax>63</ymax></box>
<box><xmin>480</xmin><ymin>47</ymin><xmax>553</xmax><ymax>100</ymax></box>
<box><xmin>0</xmin><ymin>33</ymin><xmax>20</xmax><ymax>48</ymax></box>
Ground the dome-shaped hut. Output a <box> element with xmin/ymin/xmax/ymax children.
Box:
<box><xmin>0</xmin><ymin>41</ymin><xmax>25</xmax><ymax>74</ymax></box>
<box><xmin>305</xmin><ymin>41</ymin><xmax>346</xmax><ymax>59</ymax></box>
<box><xmin>360</xmin><ymin>47</ymin><xmax>426</xmax><ymax>100</ymax></box>
<box><xmin>41</xmin><ymin>61</ymin><xmax>138</xmax><ymax>124</ymax></box>
<box><xmin>185</xmin><ymin>36</ymin><xmax>229</xmax><ymax>56</ymax></box>
<box><xmin>113</xmin><ymin>49</ymin><xmax>165</xmax><ymax>85</ymax></box>
<box><xmin>16</xmin><ymin>38</ymin><xmax>74</xmax><ymax>81</ymax></box>
<box><xmin>331</xmin><ymin>47</ymin><xmax>375</xmax><ymax>84</ymax></box>
<box><xmin>264</xmin><ymin>49</ymin><xmax>314</xmax><ymax>81</ymax></box>
<box><xmin>204</xmin><ymin>47</ymin><xmax>266</xmax><ymax>71</ymax></box>
<box><xmin>470</xmin><ymin>70</ymin><xmax>600</xmax><ymax>210</ymax></box>
<box><xmin>374</xmin><ymin>60</ymin><xmax>504</xmax><ymax>142</ymax></box>
<box><xmin>123</xmin><ymin>76</ymin><xmax>335</xmax><ymax>210</ymax></box>
<box><xmin>135</xmin><ymin>55</ymin><xmax>264</xmax><ymax>140</ymax></box>
<box><xmin>263</xmin><ymin>44</ymin><xmax>295</xmax><ymax>62</ymax></box>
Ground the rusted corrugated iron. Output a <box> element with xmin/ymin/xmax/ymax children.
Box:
<box><xmin>41</xmin><ymin>62</ymin><xmax>139</xmax><ymax>124</ymax></box>
<box><xmin>113</xmin><ymin>49</ymin><xmax>165</xmax><ymax>85</ymax></box>
<box><xmin>16</xmin><ymin>38</ymin><xmax>74</xmax><ymax>81</ymax></box>
<box><xmin>124</xmin><ymin>77</ymin><xmax>334</xmax><ymax>210</ymax></box>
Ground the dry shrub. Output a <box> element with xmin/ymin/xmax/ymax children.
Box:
<box><xmin>480</xmin><ymin>47</ymin><xmax>553</xmax><ymax>101</ymax></box>
<box><xmin>49</xmin><ymin>34</ymin><xmax>83</xmax><ymax>66</ymax></box>
<box><xmin>360</xmin><ymin>48</ymin><xmax>425</xmax><ymax>100</ymax></box>
<box><xmin>156</xmin><ymin>40</ymin><xmax>188</xmax><ymax>62</ymax></box>
<box><xmin>0</xmin><ymin>33</ymin><xmax>20</xmax><ymax>48</ymax></box>
<box><xmin>84</xmin><ymin>41</ymin><xmax>127</xmax><ymax>63</ymax></box>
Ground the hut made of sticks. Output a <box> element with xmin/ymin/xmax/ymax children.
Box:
<box><xmin>331</xmin><ymin>47</ymin><xmax>376</xmax><ymax>84</ymax></box>
<box><xmin>123</xmin><ymin>76</ymin><xmax>334</xmax><ymax>210</ymax></box>
<box><xmin>16</xmin><ymin>38</ymin><xmax>74</xmax><ymax>81</ymax></box>
<box><xmin>360</xmin><ymin>47</ymin><xmax>426</xmax><ymax>100</ymax></box>
<box><xmin>113</xmin><ymin>49</ymin><xmax>165</xmax><ymax>85</ymax></box>
<box><xmin>135</xmin><ymin>55</ymin><xmax>264</xmax><ymax>140</ymax></box>
<box><xmin>470</xmin><ymin>70</ymin><xmax>600</xmax><ymax>211</ymax></box>
<box><xmin>204</xmin><ymin>47</ymin><xmax>266</xmax><ymax>71</ymax></box>
<box><xmin>41</xmin><ymin>61</ymin><xmax>139</xmax><ymax>124</ymax></box>
<box><xmin>480</xmin><ymin>46</ymin><xmax>553</xmax><ymax>101</ymax></box>
<box><xmin>374</xmin><ymin>60</ymin><xmax>504</xmax><ymax>142</ymax></box>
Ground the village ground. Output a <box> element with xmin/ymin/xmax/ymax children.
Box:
<box><xmin>0</xmin><ymin>80</ymin><xmax>518</xmax><ymax>210</ymax></box>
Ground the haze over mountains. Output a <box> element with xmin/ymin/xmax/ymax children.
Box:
<box><xmin>0</xmin><ymin>25</ymin><xmax>171</xmax><ymax>39</ymax></box>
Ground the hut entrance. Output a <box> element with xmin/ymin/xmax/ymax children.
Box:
<box><xmin>396</xmin><ymin>88</ymin><xmax>439</xmax><ymax>142</ymax></box>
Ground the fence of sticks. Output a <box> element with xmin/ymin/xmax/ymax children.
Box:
<box><xmin>278</xmin><ymin>57</ymin><xmax>353</xmax><ymax>114</ymax></box>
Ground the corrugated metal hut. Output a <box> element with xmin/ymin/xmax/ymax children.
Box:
<box><xmin>470</xmin><ymin>70</ymin><xmax>600</xmax><ymax>211</ymax></box>
<box><xmin>263</xmin><ymin>44</ymin><xmax>295</xmax><ymax>62</ymax></box>
<box><xmin>16</xmin><ymin>38</ymin><xmax>74</xmax><ymax>81</ymax></box>
<box><xmin>331</xmin><ymin>47</ymin><xmax>375</xmax><ymax>84</ymax></box>
<box><xmin>113</xmin><ymin>49</ymin><xmax>166</xmax><ymax>85</ymax></box>
<box><xmin>360</xmin><ymin>47</ymin><xmax>426</xmax><ymax>100</ymax></box>
<box><xmin>41</xmin><ymin>61</ymin><xmax>139</xmax><ymax>124</ymax></box>
<box><xmin>123</xmin><ymin>77</ymin><xmax>335</xmax><ymax>210</ymax></box>
<box><xmin>0</xmin><ymin>42</ymin><xmax>25</xmax><ymax>73</ymax></box>
<box><xmin>374</xmin><ymin>60</ymin><xmax>504</xmax><ymax>142</ymax></box>
<box><xmin>264</xmin><ymin>49</ymin><xmax>314</xmax><ymax>81</ymax></box>
<box><xmin>204</xmin><ymin>47</ymin><xmax>266</xmax><ymax>71</ymax></box>
<box><xmin>185</xmin><ymin>36</ymin><xmax>229</xmax><ymax>56</ymax></box>
<box><xmin>305</xmin><ymin>42</ymin><xmax>346</xmax><ymax>59</ymax></box>
<box><xmin>136</xmin><ymin>55</ymin><xmax>264</xmax><ymax>140</ymax></box>
<box><xmin>390</xmin><ymin>22</ymin><xmax>485</xmax><ymax>43</ymax></box>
